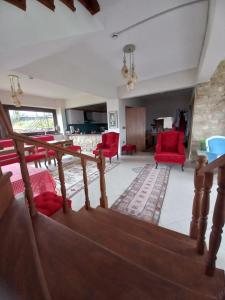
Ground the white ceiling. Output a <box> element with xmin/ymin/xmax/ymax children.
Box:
<box><xmin>0</xmin><ymin>0</ymin><xmax>209</xmax><ymax>100</ymax></box>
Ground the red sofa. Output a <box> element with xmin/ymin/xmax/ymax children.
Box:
<box><xmin>93</xmin><ymin>132</ymin><xmax>119</xmax><ymax>163</ymax></box>
<box><xmin>154</xmin><ymin>131</ymin><xmax>186</xmax><ymax>171</ymax></box>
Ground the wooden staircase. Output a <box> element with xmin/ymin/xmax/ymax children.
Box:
<box><xmin>0</xmin><ymin>102</ymin><xmax>225</xmax><ymax>299</ymax></box>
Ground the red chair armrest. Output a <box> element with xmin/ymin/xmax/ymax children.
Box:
<box><xmin>96</xmin><ymin>143</ymin><xmax>103</xmax><ymax>149</ymax></box>
<box><xmin>155</xmin><ymin>133</ymin><xmax>162</xmax><ymax>153</ymax></box>
<box><xmin>178</xmin><ymin>133</ymin><xmax>185</xmax><ymax>154</ymax></box>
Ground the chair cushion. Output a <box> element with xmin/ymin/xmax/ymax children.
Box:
<box><xmin>0</xmin><ymin>153</ymin><xmax>18</xmax><ymax>161</ymax></box>
<box><xmin>161</xmin><ymin>132</ymin><xmax>179</xmax><ymax>152</ymax></box>
<box><xmin>0</xmin><ymin>157</ymin><xmax>19</xmax><ymax>167</ymax></box>
<box><xmin>34</xmin><ymin>191</ymin><xmax>71</xmax><ymax>216</ymax></box>
<box><xmin>154</xmin><ymin>152</ymin><xmax>185</xmax><ymax>165</ymax></box>
<box><xmin>0</xmin><ymin>139</ymin><xmax>14</xmax><ymax>148</ymax></box>
<box><xmin>25</xmin><ymin>153</ymin><xmax>46</xmax><ymax>163</ymax></box>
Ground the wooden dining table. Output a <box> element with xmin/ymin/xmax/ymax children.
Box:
<box><xmin>47</xmin><ymin>139</ymin><xmax>73</xmax><ymax>147</ymax></box>
<box><xmin>0</xmin><ymin>145</ymin><xmax>35</xmax><ymax>155</ymax></box>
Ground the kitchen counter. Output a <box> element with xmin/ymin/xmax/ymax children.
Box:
<box><xmin>67</xmin><ymin>134</ymin><xmax>102</xmax><ymax>152</ymax></box>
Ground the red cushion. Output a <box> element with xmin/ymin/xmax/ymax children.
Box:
<box><xmin>34</xmin><ymin>192</ymin><xmax>72</xmax><ymax>216</ymax></box>
<box><xmin>0</xmin><ymin>153</ymin><xmax>18</xmax><ymax>161</ymax></box>
<box><xmin>0</xmin><ymin>139</ymin><xmax>14</xmax><ymax>148</ymax></box>
<box><xmin>161</xmin><ymin>132</ymin><xmax>179</xmax><ymax>152</ymax></box>
<box><xmin>25</xmin><ymin>153</ymin><xmax>46</xmax><ymax>162</ymax></box>
<box><xmin>32</xmin><ymin>135</ymin><xmax>54</xmax><ymax>142</ymax></box>
<box><xmin>0</xmin><ymin>157</ymin><xmax>19</xmax><ymax>166</ymax></box>
<box><xmin>154</xmin><ymin>152</ymin><xmax>185</xmax><ymax>165</ymax></box>
<box><xmin>47</xmin><ymin>149</ymin><xmax>56</xmax><ymax>157</ymax></box>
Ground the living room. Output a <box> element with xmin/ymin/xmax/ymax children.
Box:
<box><xmin>0</xmin><ymin>1</ymin><xmax>225</xmax><ymax>299</ymax></box>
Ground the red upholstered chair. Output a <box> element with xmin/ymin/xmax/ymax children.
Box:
<box><xmin>154</xmin><ymin>130</ymin><xmax>186</xmax><ymax>171</ymax></box>
<box><xmin>93</xmin><ymin>132</ymin><xmax>119</xmax><ymax>163</ymax></box>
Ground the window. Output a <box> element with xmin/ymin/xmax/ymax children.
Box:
<box><xmin>5</xmin><ymin>105</ymin><xmax>57</xmax><ymax>134</ymax></box>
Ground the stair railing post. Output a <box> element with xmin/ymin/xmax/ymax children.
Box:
<box><xmin>56</xmin><ymin>151</ymin><xmax>69</xmax><ymax>213</ymax></box>
<box><xmin>189</xmin><ymin>155</ymin><xmax>207</xmax><ymax>239</ymax></box>
<box><xmin>197</xmin><ymin>171</ymin><xmax>213</xmax><ymax>255</ymax></box>
<box><xmin>14</xmin><ymin>140</ymin><xmax>37</xmax><ymax>217</ymax></box>
<box><xmin>205</xmin><ymin>166</ymin><xmax>225</xmax><ymax>276</ymax></box>
<box><xmin>81</xmin><ymin>157</ymin><xmax>90</xmax><ymax>210</ymax></box>
<box><xmin>97</xmin><ymin>150</ymin><xmax>108</xmax><ymax>208</ymax></box>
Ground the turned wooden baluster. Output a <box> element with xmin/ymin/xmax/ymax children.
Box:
<box><xmin>97</xmin><ymin>150</ymin><xmax>108</xmax><ymax>208</ymax></box>
<box><xmin>197</xmin><ymin>171</ymin><xmax>213</xmax><ymax>254</ymax></box>
<box><xmin>189</xmin><ymin>155</ymin><xmax>207</xmax><ymax>239</ymax></box>
<box><xmin>56</xmin><ymin>151</ymin><xmax>69</xmax><ymax>213</ymax></box>
<box><xmin>14</xmin><ymin>140</ymin><xmax>37</xmax><ymax>216</ymax></box>
<box><xmin>205</xmin><ymin>166</ymin><xmax>225</xmax><ymax>276</ymax></box>
<box><xmin>81</xmin><ymin>158</ymin><xmax>90</xmax><ymax>210</ymax></box>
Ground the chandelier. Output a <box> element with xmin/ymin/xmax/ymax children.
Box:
<box><xmin>121</xmin><ymin>44</ymin><xmax>138</xmax><ymax>91</ymax></box>
<box><xmin>9</xmin><ymin>74</ymin><xmax>23</xmax><ymax>107</ymax></box>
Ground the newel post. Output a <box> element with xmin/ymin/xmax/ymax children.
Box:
<box><xmin>205</xmin><ymin>166</ymin><xmax>225</xmax><ymax>276</ymax></box>
<box><xmin>189</xmin><ymin>155</ymin><xmax>207</xmax><ymax>239</ymax></box>
<box><xmin>14</xmin><ymin>141</ymin><xmax>37</xmax><ymax>217</ymax></box>
<box><xmin>97</xmin><ymin>150</ymin><xmax>108</xmax><ymax>209</ymax></box>
<box><xmin>56</xmin><ymin>151</ymin><xmax>69</xmax><ymax>213</ymax></box>
<box><xmin>197</xmin><ymin>171</ymin><xmax>213</xmax><ymax>254</ymax></box>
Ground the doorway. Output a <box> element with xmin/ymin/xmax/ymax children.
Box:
<box><xmin>126</xmin><ymin>107</ymin><xmax>146</xmax><ymax>151</ymax></box>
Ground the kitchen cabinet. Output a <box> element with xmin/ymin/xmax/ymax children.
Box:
<box><xmin>66</xmin><ymin>109</ymin><xmax>84</xmax><ymax>124</ymax></box>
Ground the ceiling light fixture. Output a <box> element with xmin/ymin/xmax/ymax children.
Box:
<box><xmin>121</xmin><ymin>44</ymin><xmax>138</xmax><ymax>91</ymax></box>
<box><xmin>8</xmin><ymin>74</ymin><xmax>23</xmax><ymax>107</ymax></box>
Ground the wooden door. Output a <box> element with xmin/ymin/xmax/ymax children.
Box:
<box><xmin>126</xmin><ymin>107</ymin><xmax>146</xmax><ymax>151</ymax></box>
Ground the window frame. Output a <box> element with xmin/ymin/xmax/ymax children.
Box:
<box><xmin>4</xmin><ymin>104</ymin><xmax>58</xmax><ymax>136</ymax></box>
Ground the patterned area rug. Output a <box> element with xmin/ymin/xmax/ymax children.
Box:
<box><xmin>111</xmin><ymin>164</ymin><xmax>170</xmax><ymax>224</ymax></box>
<box><xmin>50</xmin><ymin>158</ymin><xmax>119</xmax><ymax>199</ymax></box>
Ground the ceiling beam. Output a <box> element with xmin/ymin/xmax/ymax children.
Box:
<box><xmin>60</xmin><ymin>0</ymin><xmax>76</xmax><ymax>11</ymax></box>
<box><xmin>78</xmin><ymin>0</ymin><xmax>100</xmax><ymax>15</ymax></box>
<box><xmin>3</xmin><ymin>0</ymin><xmax>26</xmax><ymax>10</ymax></box>
<box><xmin>36</xmin><ymin>0</ymin><xmax>55</xmax><ymax>11</ymax></box>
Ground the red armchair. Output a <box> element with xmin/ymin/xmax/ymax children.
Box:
<box><xmin>154</xmin><ymin>131</ymin><xmax>186</xmax><ymax>171</ymax></box>
<box><xmin>93</xmin><ymin>132</ymin><xmax>119</xmax><ymax>163</ymax></box>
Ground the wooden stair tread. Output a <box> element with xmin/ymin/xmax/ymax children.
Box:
<box><xmin>100</xmin><ymin>207</ymin><xmax>194</xmax><ymax>241</ymax></box>
<box><xmin>85</xmin><ymin>207</ymin><xmax>204</xmax><ymax>260</ymax></box>
<box><xmin>0</xmin><ymin>199</ymin><xmax>51</xmax><ymax>300</ymax></box>
<box><xmin>52</xmin><ymin>209</ymin><xmax>224</xmax><ymax>299</ymax></box>
<box><xmin>34</xmin><ymin>212</ymin><xmax>212</xmax><ymax>300</ymax></box>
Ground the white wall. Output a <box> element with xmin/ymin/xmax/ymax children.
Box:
<box><xmin>65</xmin><ymin>93</ymin><xmax>106</xmax><ymax>109</ymax></box>
<box><xmin>117</xmin><ymin>68</ymin><xmax>197</xmax><ymax>100</ymax></box>
<box><xmin>118</xmin><ymin>89</ymin><xmax>193</xmax><ymax>146</ymax></box>
<box><xmin>0</xmin><ymin>89</ymin><xmax>67</xmax><ymax>133</ymax></box>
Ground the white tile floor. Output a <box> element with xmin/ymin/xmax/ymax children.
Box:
<box><xmin>69</xmin><ymin>152</ymin><xmax>225</xmax><ymax>270</ymax></box>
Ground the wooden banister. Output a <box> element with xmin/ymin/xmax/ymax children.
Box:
<box><xmin>14</xmin><ymin>140</ymin><xmax>37</xmax><ymax>216</ymax></box>
<box><xmin>197</xmin><ymin>171</ymin><xmax>213</xmax><ymax>254</ymax></box>
<box><xmin>81</xmin><ymin>158</ymin><xmax>90</xmax><ymax>210</ymax></box>
<box><xmin>55</xmin><ymin>151</ymin><xmax>69</xmax><ymax>213</ymax></box>
<box><xmin>205</xmin><ymin>166</ymin><xmax>225</xmax><ymax>276</ymax></box>
<box><xmin>189</xmin><ymin>155</ymin><xmax>207</xmax><ymax>239</ymax></box>
<box><xmin>97</xmin><ymin>150</ymin><xmax>108</xmax><ymax>209</ymax></box>
<box><xmin>199</xmin><ymin>153</ymin><xmax>225</xmax><ymax>175</ymax></box>
<box><xmin>0</xmin><ymin>101</ymin><xmax>108</xmax><ymax>213</ymax></box>
<box><xmin>9</xmin><ymin>132</ymin><xmax>99</xmax><ymax>163</ymax></box>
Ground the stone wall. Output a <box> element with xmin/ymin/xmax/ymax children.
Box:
<box><xmin>191</xmin><ymin>60</ymin><xmax>225</xmax><ymax>158</ymax></box>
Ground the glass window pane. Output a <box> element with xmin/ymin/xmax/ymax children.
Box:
<box><xmin>9</xmin><ymin>109</ymin><xmax>55</xmax><ymax>133</ymax></box>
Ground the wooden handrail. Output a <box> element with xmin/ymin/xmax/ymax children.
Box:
<box><xmin>8</xmin><ymin>131</ymin><xmax>100</xmax><ymax>163</ymax></box>
<box><xmin>0</xmin><ymin>101</ymin><xmax>108</xmax><ymax>214</ymax></box>
<box><xmin>199</xmin><ymin>153</ymin><xmax>225</xmax><ymax>175</ymax></box>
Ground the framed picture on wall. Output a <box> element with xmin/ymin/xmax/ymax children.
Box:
<box><xmin>108</xmin><ymin>111</ymin><xmax>118</xmax><ymax>129</ymax></box>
